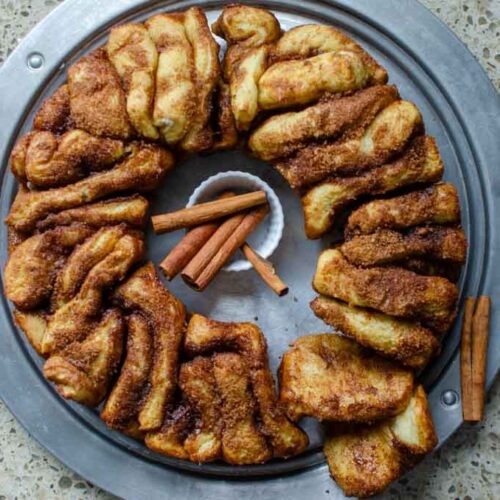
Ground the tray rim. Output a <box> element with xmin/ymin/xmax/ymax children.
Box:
<box><xmin>0</xmin><ymin>0</ymin><xmax>499</xmax><ymax>498</ymax></box>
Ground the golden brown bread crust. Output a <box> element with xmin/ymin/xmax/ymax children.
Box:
<box><xmin>258</xmin><ymin>51</ymin><xmax>375</xmax><ymax>111</ymax></box>
<box><xmin>185</xmin><ymin>313</ymin><xmax>309</xmax><ymax>458</ymax></box>
<box><xmin>270</xmin><ymin>24</ymin><xmax>387</xmax><ymax>85</ymax></box>
<box><xmin>278</xmin><ymin>334</ymin><xmax>414</xmax><ymax>422</ymax></box>
<box><xmin>51</xmin><ymin>225</ymin><xmax>129</xmax><ymax>310</ymax></box>
<box><xmin>36</xmin><ymin>195</ymin><xmax>149</xmax><ymax>230</ymax></box>
<box><xmin>179</xmin><ymin>356</ymin><xmax>222</xmax><ymax>463</ymax></box>
<box><xmin>9</xmin><ymin>132</ymin><xmax>34</xmax><ymax>183</ymax></box>
<box><xmin>346</xmin><ymin>183</ymin><xmax>461</xmax><ymax>236</ymax></box>
<box><xmin>276</xmin><ymin>100</ymin><xmax>423</xmax><ymax>190</ymax></box>
<box><xmin>257</xmin><ymin>24</ymin><xmax>387</xmax><ymax>114</ymax></box>
<box><xmin>10</xmin><ymin>129</ymin><xmax>126</xmax><ymax>188</ymax></box>
<box><xmin>324</xmin><ymin>385</ymin><xmax>437</xmax><ymax>498</ymax></box>
<box><xmin>325</xmin><ymin>422</ymin><xmax>402</xmax><ymax>498</ymax></box>
<box><xmin>211</xmin><ymin>81</ymin><xmax>239</xmax><ymax>150</ymax></box>
<box><xmin>68</xmin><ymin>48</ymin><xmax>132</xmax><ymax>139</ymax></box>
<box><xmin>33</xmin><ymin>84</ymin><xmax>73</xmax><ymax>133</ymax></box>
<box><xmin>107</xmin><ymin>23</ymin><xmax>159</xmax><ymax>140</ymax></box>
<box><xmin>310</xmin><ymin>296</ymin><xmax>439</xmax><ymax>369</ymax></box>
<box><xmin>213</xmin><ymin>352</ymin><xmax>272</xmax><ymax>465</ymax></box>
<box><xmin>258</xmin><ymin>51</ymin><xmax>371</xmax><ymax>109</ymax></box>
<box><xmin>43</xmin><ymin>308</ymin><xmax>124</xmax><ymax>407</ymax></box>
<box><xmin>113</xmin><ymin>263</ymin><xmax>186</xmax><ymax>431</ymax></box>
<box><xmin>5</xmin><ymin>144</ymin><xmax>173</xmax><ymax>233</ymax></box>
<box><xmin>140</xmin><ymin>313</ymin><xmax>307</xmax><ymax>463</ymax></box>
<box><xmin>180</xmin><ymin>7</ymin><xmax>221</xmax><ymax>151</ymax></box>
<box><xmin>146</xmin><ymin>13</ymin><xmax>195</xmax><ymax>145</ymax></box>
<box><xmin>402</xmin><ymin>257</ymin><xmax>462</xmax><ymax>282</ymax></box>
<box><xmin>212</xmin><ymin>5</ymin><xmax>281</xmax><ymax>47</ymax></box>
<box><xmin>249</xmin><ymin>85</ymin><xmax>399</xmax><ymax>161</ymax></box>
<box><xmin>301</xmin><ymin>135</ymin><xmax>444</xmax><ymax>238</ymax></box>
<box><xmin>230</xmin><ymin>45</ymin><xmax>269</xmax><ymax>131</ymax></box>
<box><xmin>41</xmin><ymin>233</ymin><xmax>145</xmax><ymax>355</ymax></box>
<box><xmin>4</xmin><ymin>224</ymin><xmax>94</xmax><ymax>310</ymax></box>
<box><xmin>101</xmin><ymin>313</ymin><xmax>153</xmax><ymax>437</ymax></box>
<box><xmin>145</xmin><ymin>403</ymin><xmax>192</xmax><ymax>459</ymax></box>
<box><xmin>213</xmin><ymin>5</ymin><xmax>279</xmax><ymax>132</ymax></box>
<box><xmin>341</xmin><ymin>227</ymin><xmax>467</xmax><ymax>267</ymax></box>
<box><xmin>313</xmin><ymin>249</ymin><xmax>458</xmax><ymax>333</ymax></box>
<box><xmin>13</xmin><ymin>310</ymin><xmax>48</xmax><ymax>355</ymax></box>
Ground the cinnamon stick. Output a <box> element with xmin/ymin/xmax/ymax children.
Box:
<box><xmin>151</xmin><ymin>191</ymin><xmax>267</xmax><ymax>234</ymax></box>
<box><xmin>181</xmin><ymin>211</ymin><xmax>247</xmax><ymax>285</ymax></box>
<box><xmin>460</xmin><ymin>297</ymin><xmax>475</xmax><ymax>422</ymax></box>
<box><xmin>470</xmin><ymin>296</ymin><xmax>491</xmax><ymax>422</ymax></box>
<box><xmin>241</xmin><ymin>243</ymin><xmax>288</xmax><ymax>296</ymax></box>
<box><xmin>189</xmin><ymin>205</ymin><xmax>269</xmax><ymax>291</ymax></box>
<box><xmin>159</xmin><ymin>193</ymin><xmax>234</xmax><ymax>280</ymax></box>
<box><xmin>159</xmin><ymin>224</ymin><xmax>218</xmax><ymax>280</ymax></box>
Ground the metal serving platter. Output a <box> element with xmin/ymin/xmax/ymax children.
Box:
<box><xmin>0</xmin><ymin>0</ymin><xmax>499</xmax><ymax>498</ymax></box>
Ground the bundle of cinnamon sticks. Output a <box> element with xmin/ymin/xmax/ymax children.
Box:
<box><xmin>460</xmin><ymin>295</ymin><xmax>491</xmax><ymax>422</ymax></box>
<box><xmin>152</xmin><ymin>191</ymin><xmax>288</xmax><ymax>295</ymax></box>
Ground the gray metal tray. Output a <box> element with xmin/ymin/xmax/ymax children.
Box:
<box><xmin>0</xmin><ymin>1</ymin><xmax>499</xmax><ymax>498</ymax></box>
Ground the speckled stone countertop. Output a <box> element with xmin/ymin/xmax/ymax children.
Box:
<box><xmin>0</xmin><ymin>1</ymin><xmax>499</xmax><ymax>498</ymax></box>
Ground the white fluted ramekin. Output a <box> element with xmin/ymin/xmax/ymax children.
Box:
<box><xmin>186</xmin><ymin>171</ymin><xmax>284</xmax><ymax>272</ymax></box>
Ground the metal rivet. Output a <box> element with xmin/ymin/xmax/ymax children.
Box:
<box><xmin>441</xmin><ymin>390</ymin><xmax>459</xmax><ymax>407</ymax></box>
<box><xmin>27</xmin><ymin>52</ymin><xmax>44</xmax><ymax>70</ymax></box>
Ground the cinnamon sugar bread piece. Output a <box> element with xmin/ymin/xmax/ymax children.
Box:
<box><xmin>279</xmin><ymin>333</ymin><xmax>414</xmax><ymax>422</ymax></box>
<box><xmin>113</xmin><ymin>263</ymin><xmax>186</xmax><ymax>432</ymax></box>
<box><xmin>311</xmin><ymin>296</ymin><xmax>439</xmax><ymax>369</ymax></box>
<box><xmin>184</xmin><ymin>314</ymin><xmax>309</xmax><ymax>458</ymax></box>
<box><xmin>313</xmin><ymin>248</ymin><xmax>458</xmax><ymax>333</ymax></box>
<box><xmin>324</xmin><ymin>385</ymin><xmax>437</xmax><ymax>498</ymax></box>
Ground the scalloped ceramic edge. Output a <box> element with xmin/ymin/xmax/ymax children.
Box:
<box><xmin>187</xmin><ymin>171</ymin><xmax>284</xmax><ymax>272</ymax></box>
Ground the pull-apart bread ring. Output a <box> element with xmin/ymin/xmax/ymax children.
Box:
<box><xmin>3</xmin><ymin>2</ymin><xmax>468</xmax><ymax>490</ymax></box>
